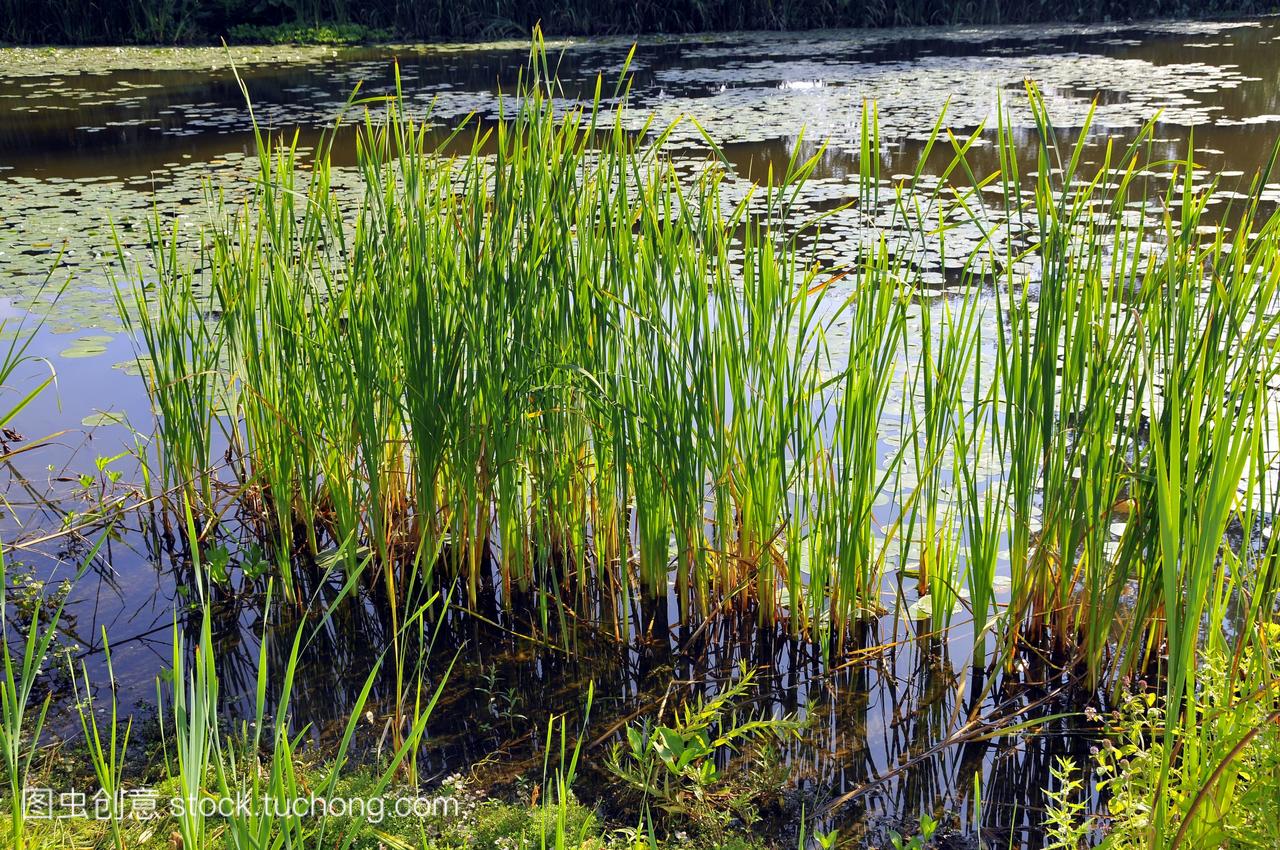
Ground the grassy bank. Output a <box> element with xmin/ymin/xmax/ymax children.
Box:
<box><xmin>1</xmin><ymin>0</ymin><xmax>1278</xmax><ymax>45</ymax></box>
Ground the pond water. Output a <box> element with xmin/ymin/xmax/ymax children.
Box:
<box><xmin>4</xmin><ymin>15</ymin><xmax>1280</xmax><ymax>847</ymax></box>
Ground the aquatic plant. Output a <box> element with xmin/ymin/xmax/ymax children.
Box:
<box><xmin>0</xmin><ymin>543</ymin><xmax>62</xmax><ymax>850</ymax></box>
<box><xmin>605</xmin><ymin>665</ymin><xmax>799</xmax><ymax>837</ymax></box>
<box><xmin>1044</xmin><ymin>636</ymin><xmax>1280</xmax><ymax>848</ymax></box>
<box><xmin>0</xmin><ymin>275</ymin><xmax>65</xmax><ymax>461</ymax></box>
<box><xmin>70</xmin><ymin>632</ymin><xmax>131</xmax><ymax>850</ymax></box>
<box><xmin>0</xmin><ymin>302</ymin><xmax>71</xmax><ymax>850</ymax></box>
<box><xmin>157</xmin><ymin>505</ymin><xmax>456</xmax><ymax>850</ymax></box>
<box><xmin>99</xmin><ymin>43</ymin><xmax>1280</xmax><ymax>850</ymax></box>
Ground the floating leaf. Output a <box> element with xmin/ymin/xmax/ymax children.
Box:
<box><xmin>81</xmin><ymin>410</ymin><xmax>126</xmax><ymax>428</ymax></box>
<box><xmin>59</xmin><ymin>341</ymin><xmax>108</xmax><ymax>359</ymax></box>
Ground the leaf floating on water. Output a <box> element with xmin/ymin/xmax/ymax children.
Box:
<box><xmin>59</xmin><ymin>333</ymin><xmax>114</xmax><ymax>360</ymax></box>
<box><xmin>112</xmin><ymin>358</ymin><xmax>152</xmax><ymax>378</ymax></box>
<box><xmin>314</xmin><ymin>545</ymin><xmax>373</xmax><ymax>571</ymax></box>
<box><xmin>81</xmin><ymin>410</ymin><xmax>126</xmax><ymax>428</ymax></box>
<box><xmin>907</xmin><ymin>594</ymin><xmax>934</xmax><ymax>620</ymax></box>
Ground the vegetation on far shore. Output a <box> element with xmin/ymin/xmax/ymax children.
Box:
<box><xmin>2</xmin><ymin>0</ymin><xmax>1279</xmax><ymax>45</ymax></box>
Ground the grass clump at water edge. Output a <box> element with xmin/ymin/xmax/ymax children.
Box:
<box><xmin>100</xmin><ymin>34</ymin><xmax>1280</xmax><ymax>849</ymax></box>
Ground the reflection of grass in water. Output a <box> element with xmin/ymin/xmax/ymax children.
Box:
<box><xmin>98</xmin><ymin>34</ymin><xmax>1280</xmax><ymax>847</ymax></box>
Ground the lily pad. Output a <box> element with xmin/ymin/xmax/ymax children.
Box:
<box><xmin>81</xmin><ymin>410</ymin><xmax>127</xmax><ymax>428</ymax></box>
<box><xmin>59</xmin><ymin>337</ymin><xmax>110</xmax><ymax>358</ymax></box>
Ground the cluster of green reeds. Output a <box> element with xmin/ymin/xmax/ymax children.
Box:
<box><xmin>115</xmin><ymin>42</ymin><xmax>1280</xmax><ymax>703</ymax></box>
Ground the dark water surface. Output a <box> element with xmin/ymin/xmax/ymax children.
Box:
<box><xmin>3</xmin><ymin>16</ymin><xmax>1280</xmax><ymax>847</ymax></box>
